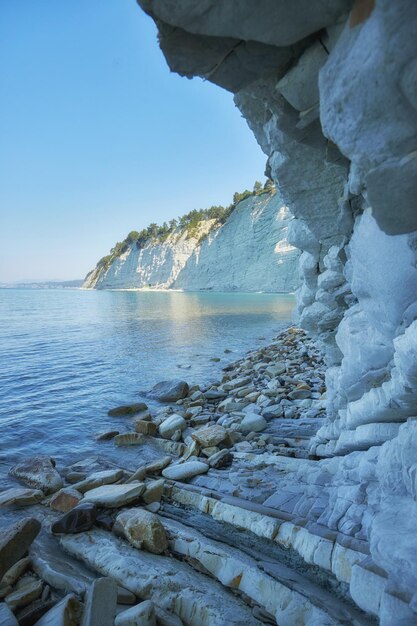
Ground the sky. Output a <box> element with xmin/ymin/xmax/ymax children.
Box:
<box><xmin>0</xmin><ymin>0</ymin><xmax>267</xmax><ymax>282</ymax></box>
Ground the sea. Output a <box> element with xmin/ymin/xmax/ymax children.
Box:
<box><xmin>0</xmin><ymin>289</ymin><xmax>295</xmax><ymax>485</ymax></box>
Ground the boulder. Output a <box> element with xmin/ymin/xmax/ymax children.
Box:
<box><xmin>51</xmin><ymin>502</ymin><xmax>98</xmax><ymax>534</ymax></box>
<box><xmin>0</xmin><ymin>487</ymin><xmax>44</xmax><ymax>507</ymax></box>
<box><xmin>0</xmin><ymin>518</ymin><xmax>41</xmax><ymax>579</ymax></box>
<box><xmin>114</xmin><ymin>508</ymin><xmax>168</xmax><ymax>554</ymax></box>
<box><xmin>238</xmin><ymin>413</ymin><xmax>267</xmax><ymax>434</ymax></box>
<box><xmin>10</xmin><ymin>456</ymin><xmax>62</xmax><ymax>494</ymax></box>
<box><xmin>115</xmin><ymin>600</ymin><xmax>156</xmax><ymax>626</ymax></box>
<box><xmin>149</xmin><ymin>380</ymin><xmax>189</xmax><ymax>402</ymax></box>
<box><xmin>49</xmin><ymin>488</ymin><xmax>82</xmax><ymax>512</ymax></box>
<box><xmin>83</xmin><ymin>483</ymin><xmax>145</xmax><ymax>508</ymax></box>
<box><xmin>191</xmin><ymin>424</ymin><xmax>228</xmax><ymax>447</ymax></box>
<box><xmin>159</xmin><ymin>414</ymin><xmax>187</xmax><ymax>439</ymax></box>
<box><xmin>108</xmin><ymin>403</ymin><xmax>147</xmax><ymax>417</ymax></box>
<box><xmin>162</xmin><ymin>461</ymin><xmax>209</xmax><ymax>481</ymax></box>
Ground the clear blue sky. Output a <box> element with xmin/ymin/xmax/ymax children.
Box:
<box><xmin>0</xmin><ymin>0</ymin><xmax>266</xmax><ymax>282</ymax></box>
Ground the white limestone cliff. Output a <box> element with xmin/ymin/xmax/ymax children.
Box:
<box><xmin>136</xmin><ymin>1</ymin><xmax>417</xmax><ymax>623</ymax></box>
<box><xmin>84</xmin><ymin>190</ymin><xmax>299</xmax><ymax>292</ymax></box>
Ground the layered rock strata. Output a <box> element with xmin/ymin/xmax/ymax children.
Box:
<box><xmin>84</xmin><ymin>191</ymin><xmax>299</xmax><ymax>292</ymax></box>
<box><xmin>134</xmin><ymin>1</ymin><xmax>417</xmax><ymax>623</ymax></box>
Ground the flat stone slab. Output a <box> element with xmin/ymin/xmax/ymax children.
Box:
<box><xmin>81</xmin><ymin>577</ymin><xmax>117</xmax><ymax>626</ymax></box>
<box><xmin>83</xmin><ymin>483</ymin><xmax>145</xmax><ymax>508</ymax></box>
<box><xmin>162</xmin><ymin>461</ymin><xmax>209</xmax><ymax>481</ymax></box>
<box><xmin>60</xmin><ymin>530</ymin><xmax>261</xmax><ymax>626</ymax></box>
<box><xmin>0</xmin><ymin>487</ymin><xmax>44</xmax><ymax>507</ymax></box>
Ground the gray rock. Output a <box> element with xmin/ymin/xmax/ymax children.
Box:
<box><xmin>33</xmin><ymin>594</ymin><xmax>82</xmax><ymax>626</ymax></box>
<box><xmin>114</xmin><ymin>508</ymin><xmax>168</xmax><ymax>554</ymax></box>
<box><xmin>149</xmin><ymin>380</ymin><xmax>189</xmax><ymax>402</ymax></box>
<box><xmin>158</xmin><ymin>414</ymin><xmax>187</xmax><ymax>438</ymax></box>
<box><xmin>0</xmin><ymin>487</ymin><xmax>44</xmax><ymax>507</ymax></box>
<box><xmin>83</xmin><ymin>483</ymin><xmax>145</xmax><ymax>508</ymax></box>
<box><xmin>238</xmin><ymin>413</ymin><xmax>267</xmax><ymax>434</ymax></box>
<box><xmin>81</xmin><ymin>577</ymin><xmax>117</xmax><ymax>626</ymax></box>
<box><xmin>0</xmin><ymin>603</ymin><xmax>18</xmax><ymax>626</ymax></box>
<box><xmin>162</xmin><ymin>461</ymin><xmax>209</xmax><ymax>481</ymax></box>
<box><xmin>108</xmin><ymin>402</ymin><xmax>147</xmax><ymax>416</ymax></box>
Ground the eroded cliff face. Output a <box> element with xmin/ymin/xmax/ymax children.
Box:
<box><xmin>84</xmin><ymin>191</ymin><xmax>299</xmax><ymax>292</ymax></box>
<box><xmin>137</xmin><ymin>0</ymin><xmax>417</xmax><ymax>623</ymax></box>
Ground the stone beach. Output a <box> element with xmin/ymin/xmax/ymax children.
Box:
<box><xmin>0</xmin><ymin>326</ymin><xmax>373</xmax><ymax>626</ymax></box>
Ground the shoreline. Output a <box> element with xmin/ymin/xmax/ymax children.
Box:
<box><xmin>0</xmin><ymin>326</ymin><xmax>355</xmax><ymax>626</ymax></box>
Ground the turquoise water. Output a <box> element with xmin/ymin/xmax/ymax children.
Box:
<box><xmin>0</xmin><ymin>289</ymin><xmax>294</xmax><ymax>478</ymax></box>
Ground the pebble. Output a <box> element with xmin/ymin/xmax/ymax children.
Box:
<box><xmin>159</xmin><ymin>414</ymin><xmax>187</xmax><ymax>439</ymax></box>
<box><xmin>238</xmin><ymin>413</ymin><xmax>267</xmax><ymax>434</ymax></box>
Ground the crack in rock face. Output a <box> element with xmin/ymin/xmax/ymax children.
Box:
<box><xmin>135</xmin><ymin>1</ymin><xmax>417</xmax><ymax>623</ymax></box>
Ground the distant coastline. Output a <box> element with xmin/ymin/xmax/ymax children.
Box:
<box><xmin>0</xmin><ymin>279</ymin><xmax>84</xmax><ymax>289</ymax></box>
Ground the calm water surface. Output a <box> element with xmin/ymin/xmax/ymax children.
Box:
<box><xmin>0</xmin><ymin>289</ymin><xmax>294</xmax><ymax>482</ymax></box>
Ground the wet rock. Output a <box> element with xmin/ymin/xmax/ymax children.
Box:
<box><xmin>0</xmin><ymin>603</ymin><xmax>18</xmax><ymax>626</ymax></box>
<box><xmin>115</xmin><ymin>508</ymin><xmax>168</xmax><ymax>554</ymax></box>
<box><xmin>49</xmin><ymin>488</ymin><xmax>82</xmax><ymax>512</ymax></box>
<box><xmin>34</xmin><ymin>593</ymin><xmax>82</xmax><ymax>626</ymax></box>
<box><xmin>0</xmin><ymin>518</ymin><xmax>41</xmax><ymax>579</ymax></box>
<box><xmin>162</xmin><ymin>461</ymin><xmax>209</xmax><ymax>481</ymax></box>
<box><xmin>143</xmin><ymin>479</ymin><xmax>165</xmax><ymax>504</ymax></box>
<box><xmin>114</xmin><ymin>433</ymin><xmax>145</xmax><ymax>446</ymax></box>
<box><xmin>1</xmin><ymin>557</ymin><xmax>31</xmax><ymax>586</ymax></box>
<box><xmin>191</xmin><ymin>424</ymin><xmax>228</xmax><ymax>447</ymax></box>
<box><xmin>149</xmin><ymin>380</ymin><xmax>189</xmax><ymax>402</ymax></box>
<box><xmin>72</xmin><ymin>468</ymin><xmax>124</xmax><ymax>493</ymax></box>
<box><xmin>108</xmin><ymin>402</ymin><xmax>148</xmax><ymax>417</ymax></box>
<box><xmin>135</xmin><ymin>420</ymin><xmax>157</xmax><ymax>436</ymax></box>
<box><xmin>5</xmin><ymin>578</ymin><xmax>43</xmax><ymax>610</ymax></box>
<box><xmin>115</xmin><ymin>600</ymin><xmax>156</xmax><ymax>626</ymax></box>
<box><xmin>51</xmin><ymin>502</ymin><xmax>98</xmax><ymax>534</ymax></box>
<box><xmin>96</xmin><ymin>430</ymin><xmax>119</xmax><ymax>441</ymax></box>
<box><xmin>159</xmin><ymin>414</ymin><xmax>187</xmax><ymax>439</ymax></box>
<box><xmin>0</xmin><ymin>487</ymin><xmax>44</xmax><ymax>507</ymax></box>
<box><xmin>81</xmin><ymin>577</ymin><xmax>117</xmax><ymax>626</ymax></box>
<box><xmin>208</xmin><ymin>449</ymin><xmax>233</xmax><ymax>469</ymax></box>
<box><xmin>83</xmin><ymin>483</ymin><xmax>145</xmax><ymax>508</ymax></box>
<box><xmin>238</xmin><ymin>413</ymin><xmax>267</xmax><ymax>434</ymax></box>
<box><xmin>10</xmin><ymin>456</ymin><xmax>62</xmax><ymax>495</ymax></box>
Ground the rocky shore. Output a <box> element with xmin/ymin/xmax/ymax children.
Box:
<box><xmin>0</xmin><ymin>328</ymin><xmax>374</xmax><ymax>625</ymax></box>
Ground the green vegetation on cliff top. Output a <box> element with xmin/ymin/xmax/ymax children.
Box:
<box><xmin>94</xmin><ymin>180</ymin><xmax>275</xmax><ymax>272</ymax></box>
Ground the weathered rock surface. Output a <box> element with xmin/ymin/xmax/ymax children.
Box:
<box><xmin>81</xmin><ymin>577</ymin><xmax>117</xmax><ymax>626</ymax></box>
<box><xmin>10</xmin><ymin>456</ymin><xmax>62</xmax><ymax>494</ymax></box>
<box><xmin>114</xmin><ymin>508</ymin><xmax>168</xmax><ymax>554</ymax></box>
<box><xmin>0</xmin><ymin>487</ymin><xmax>44</xmax><ymax>507</ymax></box>
<box><xmin>84</xmin><ymin>192</ymin><xmax>299</xmax><ymax>293</ymax></box>
<box><xmin>134</xmin><ymin>2</ymin><xmax>417</xmax><ymax>623</ymax></box>
<box><xmin>49</xmin><ymin>488</ymin><xmax>82</xmax><ymax>512</ymax></box>
<box><xmin>115</xmin><ymin>600</ymin><xmax>156</xmax><ymax>626</ymax></box>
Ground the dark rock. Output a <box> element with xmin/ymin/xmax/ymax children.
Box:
<box><xmin>148</xmin><ymin>380</ymin><xmax>189</xmax><ymax>402</ymax></box>
<box><xmin>0</xmin><ymin>518</ymin><xmax>41</xmax><ymax>579</ymax></box>
<box><xmin>108</xmin><ymin>403</ymin><xmax>148</xmax><ymax>417</ymax></box>
<box><xmin>51</xmin><ymin>502</ymin><xmax>97</xmax><ymax>534</ymax></box>
<box><xmin>96</xmin><ymin>430</ymin><xmax>119</xmax><ymax>441</ymax></box>
<box><xmin>95</xmin><ymin>511</ymin><xmax>115</xmax><ymax>531</ymax></box>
